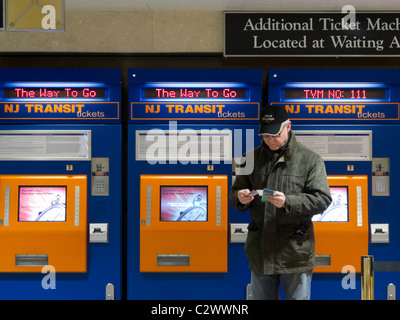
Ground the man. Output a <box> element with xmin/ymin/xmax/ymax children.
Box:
<box><xmin>230</xmin><ymin>105</ymin><xmax>332</xmax><ymax>300</ymax></box>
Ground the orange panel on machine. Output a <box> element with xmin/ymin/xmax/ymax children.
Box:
<box><xmin>314</xmin><ymin>175</ymin><xmax>368</xmax><ymax>273</ymax></box>
<box><xmin>140</xmin><ymin>175</ymin><xmax>228</xmax><ymax>273</ymax></box>
<box><xmin>0</xmin><ymin>175</ymin><xmax>87</xmax><ymax>273</ymax></box>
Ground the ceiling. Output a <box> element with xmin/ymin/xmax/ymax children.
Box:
<box><xmin>65</xmin><ymin>0</ymin><xmax>400</xmax><ymax>12</ymax></box>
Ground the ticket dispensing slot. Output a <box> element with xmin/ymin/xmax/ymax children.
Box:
<box><xmin>0</xmin><ymin>175</ymin><xmax>87</xmax><ymax>273</ymax></box>
<box><xmin>140</xmin><ymin>175</ymin><xmax>228</xmax><ymax>273</ymax></box>
<box><xmin>313</xmin><ymin>175</ymin><xmax>368</xmax><ymax>273</ymax></box>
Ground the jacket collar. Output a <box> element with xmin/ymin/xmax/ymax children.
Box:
<box><xmin>262</xmin><ymin>131</ymin><xmax>296</xmax><ymax>162</ymax></box>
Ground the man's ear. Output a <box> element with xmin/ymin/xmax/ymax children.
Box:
<box><xmin>287</xmin><ymin>121</ymin><xmax>292</xmax><ymax>132</ymax></box>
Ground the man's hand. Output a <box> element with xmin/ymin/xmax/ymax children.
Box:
<box><xmin>265</xmin><ymin>191</ymin><xmax>286</xmax><ymax>208</ymax></box>
<box><xmin>237</xmin><ymin>189</ymin><xmax>255</xmax><ymax>205</ymax></box>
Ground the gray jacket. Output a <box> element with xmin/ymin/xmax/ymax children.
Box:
<box><xmin>230</xmin><ymin>132</ymin><xmax>332</xmax><ymax>274</ymax></box>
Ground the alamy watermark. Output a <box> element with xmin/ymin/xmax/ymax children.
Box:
<box><xmin>41</xmin><ymin>5</ymin><xmax>57</xmax><ymax>30</ymax></box>
<box><xmin>41</xmin><ymin>265</ymin><xmax>56</xmax><ymax>290</ymax></box>
<box><xmin>143</xmin><ymin>121</ymin><xmax>255</xmax><ymax>174</ymax></box>
<box><xmin>341</xmin><ymin>265</ymin><xmax>357</xmax><ymax>290</ymax></box>
<box><xmin>341</xmin><ymin>5</ymin><xmax>356</xmax><ymax>30</ymax></box>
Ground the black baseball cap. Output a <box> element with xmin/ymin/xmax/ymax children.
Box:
<box><xmin>258</xmin><ymin>105</ymin><xmax>289</xmax><ymax>135</ymax></box>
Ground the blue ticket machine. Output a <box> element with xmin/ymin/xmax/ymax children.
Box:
<box><xmin>0</xmin><ymin>69</ymin><xmax>122</xmax><ymax>299</ymax></box>
<box><xmin>127</xmin><ymin>68</ymin><xmax>262</xmax><ymax>299</ymax></box>
<box><xmin>268</xmin><ymin>68</ymin><xmax>400</xmax><ymax>300</ymax></box>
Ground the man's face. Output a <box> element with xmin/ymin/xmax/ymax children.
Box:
<box><xmin>262</xmin><ymin>121</ymin><xmax>291</xmax><ymax>151</ymax></box>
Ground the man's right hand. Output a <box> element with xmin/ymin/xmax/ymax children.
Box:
<box><xmin>238</xmin><ymin>189</ymin><xmax>255</xmax><ymax>205</ymax></box>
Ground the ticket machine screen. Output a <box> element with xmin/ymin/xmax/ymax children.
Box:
<box><xmin>18</xmin><ymin>186</ymin><xmax>67</xmax><ymax>222</ymax></box>
<box><xmin>312</xmin><ymin>186</ymin><xmax>349</xmax><ymax>222</ymax></box>
<box><xmin>160</xmin><ymin>186</ymin><xmax>208</xmax><ymax>222</ymax></box>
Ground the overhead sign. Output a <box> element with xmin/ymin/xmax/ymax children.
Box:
<box><xmin>0</xmin><ymin>85</ymin><xmax>117</xmax><ymax>121</ymax></box>
<box><xmin>276</xmin><ymin>103</ymin><xmax>399</xmax><ymax>121</ymax></box>
<box><xmin>129</xmin><ymin>68</ymin><xmax>263</xmax><ymax>124</ymax></box>
<box><xmin>131</xmin><ymin>102</ymin><xmax>259</xmax><ymax>121</ymax></box>
<box><xmin>225</xmin><ymin>11</ymin><xmax>400</xmax><ymax>56</ymax></box>
<box><xmin>268</xmin><ymin>68</ymin><xmax>400</xmax><ymax>123</ymax></box>
<box><xmin>0</xmin><ymin>102</ymin><xmax>119</xmax><ymax>121</ymax></box>
<box><xmin>0</xmin><ymin>68</ymin><xmax>121</xmax><ymax>123</ymax></box>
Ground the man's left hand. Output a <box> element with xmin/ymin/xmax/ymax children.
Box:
<box><xmin>265</xmin><ymin>191</ymin><xmax>286</xmax><ymax>208</ymax></box>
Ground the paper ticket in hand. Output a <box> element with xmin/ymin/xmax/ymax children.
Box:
<box><xmin>245</xmin><ymin>190</ymin><xmax>258</xmax><ymax>197</ymax></box>
<box><xmin>263</xmin><ymin>188</ymin><xmax>277</xmax><ymax>195</ymax></box>
<box><xmin>262</xmin><ymin>188</ymin><xmax>277</xmax><ymax>202</ymax></box>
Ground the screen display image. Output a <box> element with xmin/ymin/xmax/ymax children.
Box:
<box><xmin>312</xmin><ymin>186</ymin><xmax>348</xmax><ymax>222</ymax></box>
<box><xmin>160</xmin><ymin>186</ymin><xmax>208</xmax><ymax>222</ymax></box>
<box><xmin>18</xmin><ymin>186</ymin><xmax>67</xmax><ymax>222</ymax></box>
